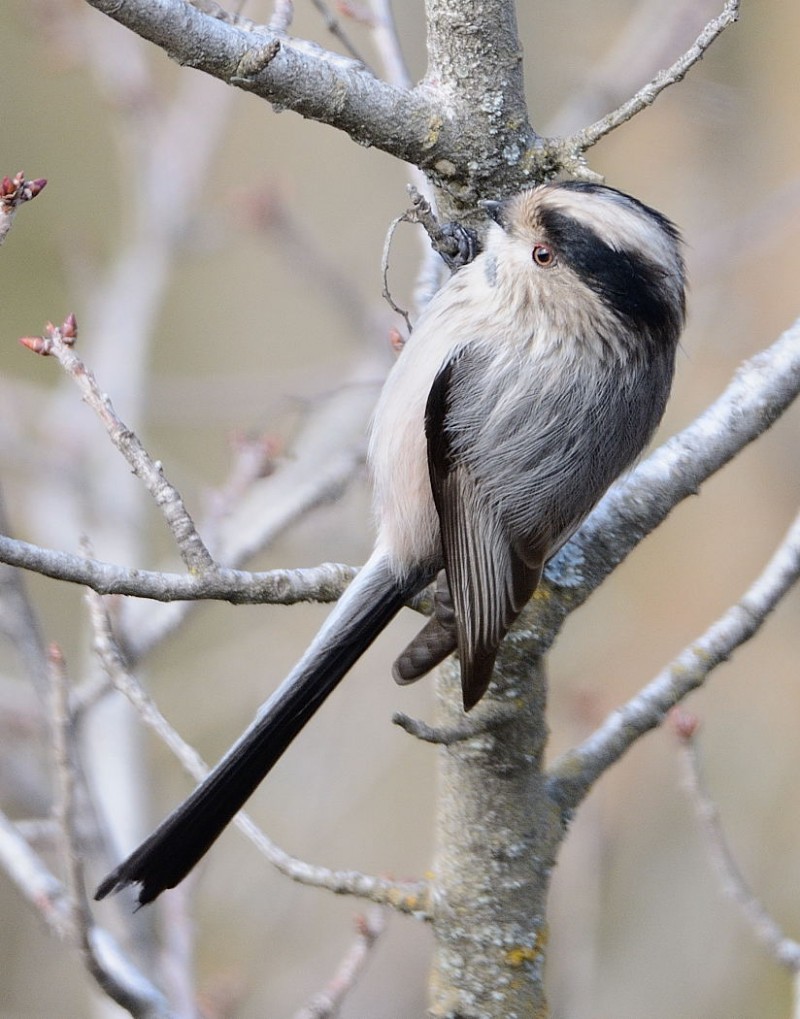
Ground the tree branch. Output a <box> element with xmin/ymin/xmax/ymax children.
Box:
<box><xmin>292</xmin><ymin>908</ymin><xmax>387</xmax><ymax>1019</ymax></box>
<box><xmin>548</xmin><ymin>506</ymin><xmax>800</xmax><ymax>809</ymax></box>
<box><xmin>21</xmin><ymin>317</ymin><xmax>215</xmax><ymax>574</ymax></box>
<box><xmin>81</xmin><ymin>0</ymin><xmax>546</xmax><ymax>204</ymax></box>
<box><xmin>50</xmin><ymin>644</ymin><xmax>173</xmax><ymax>1017</ymax></box>
<box><xmin>0</xmin><ymin>806</ymin><xmax>173</xmax><ymax>1018</ymax></box>
<box><xmin>564</xmin><ymin>0</ymin><xmax>740</xmax><ymax>154</ymax></box>
<box><xmin>545</xmin><ymin>0</ymin><xmax>724</xmax><ymax>137</ymax></box>
<box><xmin>673</xmin><ymin>714</ymin><xmax>800</xmax><ymax>972</ymax></box>
<box><xmin>81</xmin><ymin>0</ymin><xmax>451</xmax><ymax>169</ymax></box>
<box><xmin>0</xmin><ymin>534</ymin><xmax>355</xmax><ymax>605</ymax></box>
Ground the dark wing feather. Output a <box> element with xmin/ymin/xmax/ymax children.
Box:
<box><xmin>425</xmin><ymin>347</ymin><xmax>544</xmax><ymax>710</ymax></box>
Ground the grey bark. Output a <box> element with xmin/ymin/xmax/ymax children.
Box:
<box><xmin>82</xmin><ymin>0</ymin><xmax>544</xmax><ymax>214</ymax></box>
<box><xmin>430</xmin><ymin>649</ymin><xmax>556</xmax><ymax>1018</ymax></box>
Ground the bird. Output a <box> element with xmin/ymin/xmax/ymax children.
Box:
<box><xmin>95</xmin><ymin>180</ymin><xmax>686</xmax><ymax>906</ymax></box>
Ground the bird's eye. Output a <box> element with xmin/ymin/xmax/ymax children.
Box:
<box><xmin>532</xmin><ymin>244</ymin><xmax>555</xmax><ymax>267</ymax></box>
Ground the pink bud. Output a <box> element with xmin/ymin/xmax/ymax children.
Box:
<box><xmin>670</xmin><ymin>707</ymin><xmax>700</xmax><ymax>742</ymax></box>
<box><xmin>19</xmin><ymin>335</ymin><xmax>51</xmax><ymax>355</ymax></box>
<box><xmin>62</xmin><ymin>312</ymin><xmax>78</xmax><ymax>339</ymax></box>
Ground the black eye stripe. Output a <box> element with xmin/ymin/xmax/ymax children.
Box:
<box><xmin>538</xmin><ymin>208</ymin><xmax>675</xmax><ymax>334</ymax></box>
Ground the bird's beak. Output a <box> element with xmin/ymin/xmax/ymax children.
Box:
<box><xmin>479</xmin><ymin>199</ymin><xmax>506</xmax><ymax>228</ymax></box>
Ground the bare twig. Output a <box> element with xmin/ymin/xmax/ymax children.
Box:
<box><xmin>381</xmin><ymin>211</ymin><xmax>414</xmax><ymax>332</ymax></box>
<box><xmin>0</xmin><ymin>532</ymin><xmax>356</xmax><ymax>604</ymax></box>
<box><xmin>381</xmin><ymin>187</ymin><xmax>477</xmax><ymax>327</ymax></box>
<box><xmin>0</xmin><ymin>489</ymin><xmax>50</xmax><ymax>698</ymax></box>
<box><xmin>362</xmin><ymin>2</ymin><xmax>442</xmax><ymax>312</ymax></box>
<box><xmin>49</xmin><ymin>644</ymin><xmax>175</xmax><ymax>1017</ymax></box>
<box><xmin>548</xmin><ymin>507</ymin><xmax>800</xmax><ymax>809</ymax></box>
<box><xmin>565</xmin><ymin>0</ymin><xmax>740</xmax><ymax>154</ymax></box>
<box><xmin>0</xmin><ymin>654</ymin><xmax>176</xmax><ymax>1019</ymax></box>
<box><xmin>0</xmin><ymin>172</ymin><xmax>47</xmax><ymax>247</ymax></box>
<box><xmin>270</xmin><ymin>0</ymin><xmax>294</xmax><ymax>33</ymax></box>
<box><xmin>49</xmin><ymin>644</ymin><xmax>82</xmax><ymax>945</ymax></box>
<box><xmin>293</xmin><ymin>908</ymin><xmax>387</xmax><ymax>1019</ymax></box>
<box><xmin>673</xmin><ymin>713</ymin><xmax>800</xmax><ymax>972</ymax></box>
<box><xmin>546</xmin><ymin>0</ymin><xmax>721</xmax><ymax>137</ymax></box>
<box><xmin>121</xmin><ymin>365</ymin><xmax>375</xmax><ymax>661</ymax></box>
<box><xmin>406</xmin><ymin>186</ymin><xmax>479</xmax><ymax>269</ymax></box>
<box><xmin>21</xmin><ymin>317</ymin><xmax>215</xmax><ymax>574</ymax></box>
<box><xmin>87</xmin><ymin>590</ymin><xmax>430</xmax><ymax>914</ymax></box>
<box><xmin>392</xmin><ymin>707</ymin><xmax>515</xmax><ymax>746</ymax></box>
<box><xmin>0</xmin><ymin>808</ymin><xmax>73</xmax><ymax>940</ymax></box>
<box><xmin>310</xmin><ymin>0</ymin><xmax>371</xmax><ymax>67</ymax></box>
<box><xmin>367</xmin><ymin>0</ymin><xmax>411</xmax><ymax>89</ymax></box>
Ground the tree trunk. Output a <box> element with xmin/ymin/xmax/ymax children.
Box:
<box><xmin>429</xmin><ymin>633</ymin><xmax>562</xmax><ymax>1017</ymax></box>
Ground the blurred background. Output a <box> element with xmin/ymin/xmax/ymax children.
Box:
<box><xmin>1</xmin><ymin>2</ymin><xmax>799</xmax><ymax>1017</ymax></box>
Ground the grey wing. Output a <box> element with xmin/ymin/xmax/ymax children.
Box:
<box><xmin>424</xmin><ymin>346</ymin><xmax>545</xmax><ymax>711</ymax></box>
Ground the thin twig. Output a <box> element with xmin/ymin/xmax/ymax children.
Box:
<box><xmin>380</xmin><ymin>187</ymin><xmax>477</xmax><ymax>328</ymax></box>
<box><xmin>567</xmin><ymin>0</ymin><xmax>740</xmax><ymax>153</ymax></box>
<box><xmin>21</xmin><ymin>317</ymin><xmax>215</xmax><ymax>574</ymax></box>
<box><xmin>87</xmin><ymin>589</ymin><xmax>430</xmax><ymax>915</ymax></box>
<box><xmin>545</xmin><ymin>0</ymin><xmax>721</xmax><ymax>137</ymax></box>
<box><xmin>293</xmin><ymin>908</ymin><xmax>387</xmax><ymax>1019</ymax></box>
<box><xmin>367</xmin><ymin>0</ymin><xmax>411</xmax><ymax>89</ymax></box>
<box><xmin>310</xmin><ymin>0</ymin><xmax>371</xmax><ymax>67</ymax></box>
<box><xmin>548</xmin><ymin>506</ymin><xmax>800</xmax><ymax>810</ymax></box>
<box><xmin>673</xmin><ymin>713</ymin><xmax>800</xmax><ymax>972</ymax></box>
<box><xmin>392</xmin><ymin>707</ymin><xmax>516</xmax><ymax>746</ymax></box>
<box><xmin>47</xmin><ymin>646</ymin><xmax>174</xmax><ymax>1017</ymax></box>
<box><xmin>381</xmin><ymin>211</ymin><xmax>414</xmax><ymax>332</ymax></box>
<box><xmin>269</xmin><ymin>0</ymin><xmax>294</xmax><ymax>32</ymax></box>
<box><xmin>0</xmin><ymin>488</ymin><xmax>50</xmax><ymax>699</ymax></box>
<box><xmin>120</xmin><ymin>364</ymin><xmax>374</xmax><ymax>662</ymax></box>
<box><xmin>406</xmin><ymin>185</ymin><xmax>479</xmax><ymax>269</ymax></box>
<box><xmin>0</xmin><ymin>808</ymin><xmax>73</xmax><ymax>940</ymax></box>
<box><xmin>49</xmin><ymin>644</ymin><xmax>81</xmax><ymax>945</ymax></box>
<box><xmin>362</xmin><ymin>0</ymin><xmax>442</xmax><ymax>312</ymax></box>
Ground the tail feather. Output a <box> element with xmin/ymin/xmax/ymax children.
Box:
<box><xmin>95</xmin><ymin>555</ymin><xmax>419</xmax><ymax>906</ymax></box>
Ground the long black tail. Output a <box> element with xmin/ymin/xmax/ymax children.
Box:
<box><xmin>95</xmin><ymin>555</ymin><xmax>415</xmax><ymax>906</ymax></box>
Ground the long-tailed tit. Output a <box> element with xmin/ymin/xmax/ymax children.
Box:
<box><xmin>96</xmin><ymin>181</ymin><xmax>686</xmax><ymax>906</ymax></box>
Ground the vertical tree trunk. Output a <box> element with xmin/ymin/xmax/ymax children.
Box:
<box><xmin>420</xmin><ymin>7</ymin><xmax>557</xmax><ymax>1014</ymax></box>
<box><xmin>429</xmin><ymin>639</ymin><xmax>562</xmax><ymax>1017</ymax></box>
<box><xmin>423</xmin><ymin>0</ymin><xmax>537</xmax><ymax>217</ymax></box>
